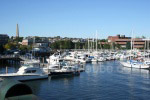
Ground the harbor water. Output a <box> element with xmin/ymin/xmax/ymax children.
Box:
<box><xmin>0</xmin><ymin>60</ymin><xmax>150</xmax><ymax>100</ymax></box>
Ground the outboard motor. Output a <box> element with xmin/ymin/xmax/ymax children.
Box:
<box><xmin>0</xmin><ymin>79</ymin><xmax>38</xmax><ymax>100</ymax></box>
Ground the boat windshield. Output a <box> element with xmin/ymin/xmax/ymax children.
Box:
<box><xmin>23</xmin><ymin>64</ymin><xmax>33</xmax><ymax>67</ymax></box>
<box><xmin>22</xmin><ymin>63</ymin><xmax>40</xmax><ymax>67</ymax></box>
<box><xmin>61</xmin><ymin>62</ymin><xmax>68</xmax><ymax>66</ymax></box>
<box><xmin>63</xmin><ymin>67</ymin><xmax>68</xmax><ymax>69</ymax></box>
<box><xmin>26</xmin><ymin>70</ymin><xmax>37</xmax><ymax>73</ymax></box>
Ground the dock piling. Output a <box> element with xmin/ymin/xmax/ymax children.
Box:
<box><xmin>6</xmin><ymin>66</ymin><xmax>8</xmax><ymax>74</ymax></box>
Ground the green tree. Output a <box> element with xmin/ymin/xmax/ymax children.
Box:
<box><xmin>103</xmin><ymin>44</ymin><xmax>110</xmax><ymax>49</ymax></box>
<box><xmin>115</xmin><ymin>43</ymin><xmax>121</xmax><ymax>49</ymax></box>
<box><xmin>51</xmin><ymin>41</ymin><xmax>59</xmax><ymax>49</ymax></box>
<box><xmin>51</xmin><ymin>40</ymin><xmax>88</xmax><ymax>50</ymax></box>
<box><xmin>126</xmin><ymin>41</ymin><xmax>131</xmax><ymax>49</ymax></box>
<box><xmin>111</xmin><ymin>42</ymin><xmax>115</xmax><ymax>50</ymax></box>
<box><xmin>76</xmin><ymin>42</ymin><xmax>81</xmax><ymax>49</ymax></box>
<box><xmin>84</xmin><ymin>41</ymin><xmax>88</xmax><ymax>49</ymax></box>
<box><xmin>19</xmin><ymin>45</ymin><xmax>28</xmax><ymax>51</ymax></box>
<box><xmin>4</xmin><ymin>43</ymin><xmax>16</xmax><ymax>50</ymax></box>
<box><xmin>65</xmin><ymin>40</ymin><xmax>74</xmax><ymax>49</ymax></box>
<box><xmin>35</xmin><ymin>37</ymin><xmax>41</xmax><ymax>41</ymax></box>
<box><xmin>100</xmin><ymin>39</ymin><xmax>107</xmax><ymax>42</ymax></box>
<box><xmin>60</xmin><ymin>40</ymin><xmax>74</xmax><ymax>49</ymax></box>
<box><xmin>13</xmin><ymin>37</ymin><xmax>23</xmax><ymax>42</ymax></box>
<box><xmin>0</xmin><ymin>45</ymin><xmax>5</xmax><ymax>54</ymax></box>
<box><xmin>141</xmin><ymin>36</ymin><xmax>146</xmax><ymax>39</ymax></box>
<box><xmin>27</xmin><ymin>45</ymin><xmax>32</xmax><ymax>51</ymax></box>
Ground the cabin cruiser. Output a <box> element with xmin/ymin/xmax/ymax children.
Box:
<box><xmin>97</xmin><ymin>57</ymin><xmax>106</xmax><ymax>62</ymax></box>
<box><xmin>90</xmin><ymin>52</ymin><xmax>106</xmax><ymax>62</ymax></box>
<box><xmin>64</xmin><ymin>52</ymin><xmax>76</xmax><ymax>61</ymax></box>
<box><xmin>49</xmin><ymin>62</ymin><xmax>80</xmax><ymax>76</ymax></box>
<box><xmin>144</xmin><ymin>60</ymin><xmax>150</xmax><ymax>66</ymax></box>
<box><xmin>75</xmin><ymin>54</ymin><xmax>87</xmax><ymax>63</ymax></box>
<box><xmin>44</xmin><ymin>60</ymin><xmax>85</xmax><ymax>74</ymax></box>
<box><xmin>91</xmin><ymin>57</ymin><xmax>98</xmax><ymax>62</ymax></box>
<box><xmin>76</xmin><ymin>62</ymin><xmax>85</xmax><ymax>72</ymax></box>
<box><xmin>44</xmin><ymin>54</ymin><xmax>65</xmax><ymax>73</ymax></box>
<box><xmin>43</xmin><ymin>63</ymin><xmax>62</xmax><ymax>73</ymax></box>
<box><xmin>0</xmin><ymin>62</ymin><xmax>48</xmax><ymax>81</ymax></box>
<box><xmin>116</xmin><ymin>54</ymin><xmax>127</xmax><ymax>60</ymax></box>
<box><xmin>46</xmin><ymin>53</ymin><xmax>63</xmax><ymax>64</ymax></box>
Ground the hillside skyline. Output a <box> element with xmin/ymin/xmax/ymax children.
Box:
<box><xmin>0</xmin><ymin>0</ymin><xmax>150</xmax><ymax>38</ymax></box>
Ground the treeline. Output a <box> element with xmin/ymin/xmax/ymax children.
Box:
<box><xmin>0</xmin><ymin>37</ymin><xmax>31</xmax><ymax>54</ymax></box>
<box><xmin>50</xmin><ymin>40</ymin><xmax>122</xmax><ymax>50</ymax></box>
<box><xmin>0</xmin><ymin>38</ymin><xmax>137</xmax><ymax>54</ymax></box>
<box><xmin>0</xmin><ymin>42</ymin><xmax>32</xmax><ymax>53</ymax></box>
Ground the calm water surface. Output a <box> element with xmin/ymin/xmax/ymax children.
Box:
<box><xmin>0</xmin><ymin>61</ymin><xmax>150</xmax><ymax>100</ymax></box>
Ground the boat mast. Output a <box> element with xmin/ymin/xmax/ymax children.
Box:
<box><xmin>131</xmin><ymin>30</ymin><xmax>133</xmax><ymax>50</ymax></box>
<box><xmin>148</xmin><ymin>37</ymin><xmax>150</xmax><ymax>59</ymax></box>
<box><xmin>130</xmin><ymin>30</ymin><xmax>133</xmax><ymax>60</ymax></box>
<box><xmin>90</xmin><ymin>38</ymin><xmax>92</xmax><ymax>51</ymax></box>
<box><xmin>144</xmin><ymin>39</ymin><xmax>146</xmax><ymax>59</ymax></box>
<box><xmin>34</xmin><ymin>37</ymin><xmax>36</xmax><ymax>57</ymax></box>
<box><xmin>31</xmin><ymin>37</ymin><xmax>35</xmax><ymax>60</ymax></box>
<box><xmin>93</xmin><ymin>33</ymin><xmax>95</xmax><ymax>51</ymax></box>
<box><xmin>88</xmin><ymin>37</ymin><xmax>89</xmax><ymax>52</ymax></box>
<box><xmin>96</xmin><ymin>30</ymin><xmax>98</xmax><ymax>52</ymax></box>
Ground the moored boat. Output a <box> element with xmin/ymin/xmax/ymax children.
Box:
<box><xmin>0</xmin><ymin>62</ymin><xmax>48</xmax><ymax>81</ymax></box>
<box><xmin>120</xmin><ymin>60</ymin><xmax>150</xmax><ymax>69</ymax></box>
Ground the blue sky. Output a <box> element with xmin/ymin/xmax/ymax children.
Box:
<box><xmin>0</xmin><ymin>0</ymin><xmax>150</xmax><ymax>39</ymax></box>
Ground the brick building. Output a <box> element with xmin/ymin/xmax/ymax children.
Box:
<box><xmin>108</xmin><ymin>35</ymin><xmax>146</xmax><ymax>49</ymax></box>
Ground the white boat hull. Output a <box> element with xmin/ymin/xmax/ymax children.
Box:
<box><xmin>0</xmin><ymin>74</ymin><xmax>48</xmax><ymax>81</ymax></box>
<box><xmin>120</xmin><ymin>62</ymin><xmax>150</xmax><ymax>69</ymax></box>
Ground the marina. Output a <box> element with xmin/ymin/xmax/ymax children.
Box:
<box><xmin>1</xmin><ymin>0</ymin><xmax>150</xmax><ymax>99</ymax></box>
<box><xmin>0</xmin><ymin>49</ymin><xmax>150</xmax><ymax>99</ymax></box>
<box><xmin>0</xmin><ymin>59</ymin><xmax>150</xmax><ymax>100</ymax></box>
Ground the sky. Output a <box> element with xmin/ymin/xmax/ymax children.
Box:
<box><xmin>0</xmin><ymin>0</ymin><xmax>150</xmax><ymax>39</ymax></box>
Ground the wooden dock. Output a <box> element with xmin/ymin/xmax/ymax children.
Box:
<box><xmin>0</xmin><ymin>55</ymin><xmax>22</xmax><ymax>61</ymax></box>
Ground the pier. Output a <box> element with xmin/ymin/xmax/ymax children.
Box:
<box><xmin>0</xmin><ymin>55</ymin><xmax>21</xmax><ymax>60</ymax></box>
<box><xmin>0</xmin><ymin>55</ymin><xmax>25</xmax><ymax>65</ymax></box>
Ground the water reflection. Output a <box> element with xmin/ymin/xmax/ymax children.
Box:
<box><xmin>24</xmin><ymin>75</ymin><xmax>79</xmax><ymax>95</ymax></box>
<box><xmin>24</xmin><ymin>79</ymin><xmax>45</xmax><ymax>95</ymax></box>
<box><xmin>0</xmin><ymin>64</ymin><xmax>20</xmax><ymax>74</ymax></box>
<box><xmin>86</xmin><ymin>61</ymin><xmax>150</xmax><ymax>79</ymax></box>
<box><xmin>120</xmin><ymin>67</ymin><xmax>150</xmax><ymax>100</ymax></box>
<box><xmin>120</xmin><ymin>65</ymin><xmax>150</xmax><ymax>79</ymax></box>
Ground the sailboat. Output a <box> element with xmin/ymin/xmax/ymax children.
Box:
<box><xmin>143</xmin><ymin>37</ymin><xmax>150</xmax><ymax>66</ymax></box>
<box><xmin>120</xmin><ymin>31</ymin><xmax>149</xmax><ymax>69</ymax></box>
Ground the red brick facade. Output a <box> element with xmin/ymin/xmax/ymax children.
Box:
<box><xmin>108</xmin><ymin>35</ymin><xmax>145</xmax><ymax>49</ymax></box>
